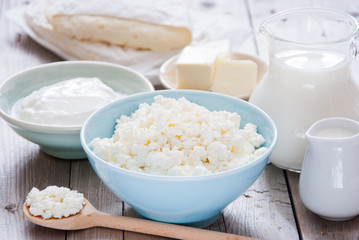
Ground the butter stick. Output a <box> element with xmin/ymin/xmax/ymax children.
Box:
<box><xmin>175</xmin><ymin>40</ymin><xmax>230</xmax><ymax>90</ymax></box>
<box><xmin>211</xmin><ymin>53</ymin><xmax>258</xmax><ymax>96</ymax></box>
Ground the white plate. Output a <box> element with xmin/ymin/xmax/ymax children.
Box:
<box><xmin>159</xmin><ymin>52</ymin><xmax>268</xmax><ymax>99</ymax></box>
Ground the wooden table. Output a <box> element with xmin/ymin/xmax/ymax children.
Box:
<box><xmin>1</xmin><ymin>0</ymin><xmax>358</xmax><ymax>239</ymax></box>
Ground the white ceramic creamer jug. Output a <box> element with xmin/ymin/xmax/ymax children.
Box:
<box><xmin>249</xmin><ymin>8</ymin><xmax>359</xmax><ymax>172</ymax></box>
<box><xmin>299</xmin><ymin>117</ymin><xmax>359</xmax><ymax>221</ymax></box>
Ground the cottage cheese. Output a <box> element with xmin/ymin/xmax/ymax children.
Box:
<box><xmin>12</xmin><ymin>77</ymin><xmax>123</xmax><ymax>126</ymax></box>
<box><xmin>26</xmin><ymin>186</ymin><xmax>85</xmax><ymax>219</ymax></box>
<box><xmin>91</xmin><ymin>95</ymin><xmax>267</xmax><ymax>176</ymax></box>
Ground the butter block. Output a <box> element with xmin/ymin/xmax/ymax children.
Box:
<box><xmin>211</xmin><ymin>53</ymin><xmax>257</xmax><ymax>96</ymax></box>
<box><xmin>175</xmin><ymin>40</ymin><xmax>230</xmax><ymax>90</ymax></box>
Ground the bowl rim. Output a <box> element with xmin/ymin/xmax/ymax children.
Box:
<box><xmin>81</xmin><ymin>89</ymin><xmax>278</xmax><ymax>181</ymax></box>
<box><xmin>0</xmin><ymin>60</ymin><xmax>154</xmax><ymax>133</ymax></box>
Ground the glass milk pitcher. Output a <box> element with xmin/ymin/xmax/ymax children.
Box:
<box><xmin>249</xmin><ymin>8</ymin><xmax>359</xmax><ymax>172</ymax></box>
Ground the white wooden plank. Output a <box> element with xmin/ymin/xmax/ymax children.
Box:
<box><xmin>0</xmin><ymin>2</ymin><xmax>61</xmax><ymax>82</ymax></box>
<box><xmin>0</xmin><ymin>121</ymin><xmax>70</xmax><ymax>240</ymax></box>
<box><xmin>67</xmin><ymin>160</ymin><xmax>124</xmax><ymax>240</ymax></box>
<box><xmin>223</xmin><ymin>165</ymin><xmax>299</xmax><ymax>240</ymax></box>
<box><xmin>187</xmin><ymin>0</ymin><xmax>257</xmax><ymax>54</ymax></box>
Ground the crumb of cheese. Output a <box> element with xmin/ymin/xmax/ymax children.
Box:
<box><xmin>91</xmin><ymin>95</ymin><xmax>267</xmax><ymax>176</ymax></box>
<box><xmin>26</xmin><ymin>186</ymin><xmax>85</xmax><ymax>219</ymax></box>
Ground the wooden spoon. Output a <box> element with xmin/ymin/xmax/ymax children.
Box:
<box><xmin>23</xmin><ymin>198</ymin><xmax>257</xmax><ymax>240</ymax></box>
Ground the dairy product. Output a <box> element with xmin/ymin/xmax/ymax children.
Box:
<box><xmin>175</xmin><ymin>40</ymin><xmax>230</xmax><ymax>90</ymax></box>
<box><xmin>26</xmin><ymin>0</ymin><xmax>192</xmax><ymax>53</ymax></box>
<box><xmin>26</xmin><ymin>186</ymin><xmax>85</xmax><ymax>219</ymax></box>
<box><xmin>249</xmin><ymin>50</ymin><xmax>358</xmax><ymax>170</ymax></box>
<box><xmin>315</xmin><ymin>128</ymin><xmax>355</xmax><ymax>138</ymax></box>
<box><xmin>50</xmin><ymin>16</ymin><xmax>191</xmax><ymax>53</ymax></box>
<box><xmin>12</xmin><ymin>77</ymin><xmax>123</xmax><ymax>126</ymax></box>
<box><xmin>90</xmin><ymin>95</ymin><xmax>267</xmax><ymax>176</ymax></box>
<box><xmin>211</xmin><ymin>53</ymin><xmax>257</xmax><ymax>96</ymax></box>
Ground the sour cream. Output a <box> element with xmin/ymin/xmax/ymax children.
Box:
<box><xmin>12</xmin><ymin>77</ymin><xmax>124</xmax><ymax>126</ymax></box>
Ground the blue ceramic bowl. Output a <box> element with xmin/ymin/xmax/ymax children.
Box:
<box><xmin>0</xmin><ymin>61</ymin><xmax>154</xmax><ymax>159</ymax></box>
<box><xmin>81</xmin><ymin>90</ymin><xmax>277</xmax><ymax>227</ymax></box>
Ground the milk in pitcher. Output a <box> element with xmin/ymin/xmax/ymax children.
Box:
<box><xmin>250</xmin><ymin>49</ymin><xmax>359</xmax><ymax>171</ymax></box>
<box><xmin>249</xmin><ymin>8</ymin><xmax>359</xmax><ymax>171</ymax></box>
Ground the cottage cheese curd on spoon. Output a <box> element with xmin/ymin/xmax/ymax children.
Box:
<box><xmin>12</xmin><ymin>77</ymin><xmax>123</xmax><ymax>126</ymax></box>
<box><xmin>26</xmin><ymin>186</ymin><xmax>85</xmax><ymax>219</ymax></box>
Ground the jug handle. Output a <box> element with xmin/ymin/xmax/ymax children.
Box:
<box><xmin>351</xmin><ymin>34</ymin><xmax>359</xmax><ymax>58</ymax></box>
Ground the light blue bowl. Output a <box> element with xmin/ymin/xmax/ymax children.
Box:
<box><xmin>81</xmin><ymin>90</ymin><xmax>277</xmax><ymax>227</ymax></box>
<box><xmin>0</xmin><ymin>61</ymin><xmax>154</xmax><ymax>159</ymax></box>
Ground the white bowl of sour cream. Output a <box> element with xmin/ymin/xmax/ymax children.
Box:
<box><xmin>0</xmin><ymin>61</ymin><xmax>154</xmax><ymax>159</ymax></box>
